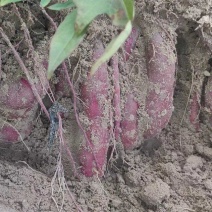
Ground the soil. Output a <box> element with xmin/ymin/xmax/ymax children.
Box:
<box><xmin>0</xmin><ymin>1</ymin><xmax>212</xmax><ymax>212</ymax></box>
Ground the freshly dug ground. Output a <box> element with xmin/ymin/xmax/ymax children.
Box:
<box><xmin>0</xmin><ymin>1</ymin><xmax>212</xmax><ymax>211</ymax></box>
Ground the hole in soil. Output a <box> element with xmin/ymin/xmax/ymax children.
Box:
<box><xmin>208</xmin><ymin>58</ymin><xmax>212</xmax><ymax>67</ymax></box>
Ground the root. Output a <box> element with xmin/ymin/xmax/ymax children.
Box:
<box><xmin>179</xmin><ymin>65</ymin><xmax>195</xmax><ymax>147</ymax></box>
<box><xmin>13</xmin><ymin>5</ymin><xmax>34</xmax><ymax>56</ymax></box>
<box><xmin>108</xmin><ymin>55</ymin><xmax>128</xmax><ymax>168</ymax></box>
<box><xmin>179</xmin><ymin>68</ymin><xmax>195</xmax><ymax>126</ymax></box>
<box><xmin>14</xmin><ymin>4</ymin><xmax>55</xmax><ymax>103</ymax></box>
<box><xmin>51</xmin><ymin>115</ymin><xmax>82</xmax><ymax>212</ymax></box>
<box><xmin>51</xmin><ymin>153</ymin><xmax>66</xmax><ymax>212</ymax></box>
<box><xmin>71</xmin><ymin>56</ymin><xmax>81</xmax><ymax>85</ymax></box>
<box><xmin>16</xmin><ymin>161</ymin><xmax>45</xmax><ymax>176</ymax></box>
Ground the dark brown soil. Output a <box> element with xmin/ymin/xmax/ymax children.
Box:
<box><xmin>0</xmin><ymin>1</ymin><xmax>212</xmax><ymax>211</ymax></box>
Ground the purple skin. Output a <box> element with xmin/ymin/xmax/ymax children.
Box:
<box><xmin>124</xmin><ymin>27</ymin><xmax>140</xmax><ymax>61</ymax></box>
<box><xmin>80</xmin><ymin>41</ymin><xmax>109</xmax><ymax>177</ymax></box>
<box><xmin>144</xmin><ymin>31</ymin><xmax>176</xmax><ymax>139</ymax></box>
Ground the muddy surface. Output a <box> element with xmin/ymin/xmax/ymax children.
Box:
<box><xmin>0</xmin><ymin>1</ymin><xmax>212</xmax><ymax>212</ymax></box>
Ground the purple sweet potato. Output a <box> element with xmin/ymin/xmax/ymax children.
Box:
<box><xmin>111</xmin><ymin>55</ymin><xmax>121</xmax><ymax>141</ymax></box>
<box><xmin>0</xmin><ymin>126</ymin><xmax>19</xmax><ymax>142</ymax></box>
<box><xmin>0</xmin><ymin>77</ymin><xmax>44</xmax><ymax>118</ymax></box>
<box><xmin>0</xmin><ymin>111</ymin><xmax>34</xmax><ymax>143</ymax></box>
<box><xmin>121</xmin><ymin>93</ymin><xmax>139</xmax><ymax>150</ymax></box>
<box><xmin>0</xmin><ymin>76</ymin><xmax>45</xmax><ymax>143</ymax></box>
<box><xmin>79</xmin><ymin>41</ymin><xmax>109</xmax><ymax>177</ymax></box>
<box><xmin>119</xmin><ymin>27</ymin><xmax>140</xmax><ymax>150</ymax></box>
<box><xmin>124</xmin><ymin>27</ymin><xmax>140</xmax><ymax>61</ymax></box>
<box><xmin>143</xmin><ymin>26</ymin><xmax>176</xmax><ymax>139</ymax></box>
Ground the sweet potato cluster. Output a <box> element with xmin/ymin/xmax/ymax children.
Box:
<box><xmin>2</xmin><ymin>19</ymin><xmax>209</xmax><ymax>178</ymax></box>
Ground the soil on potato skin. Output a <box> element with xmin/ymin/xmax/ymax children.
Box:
<box><xmin>0</xmin><ymin>1</ymin><xmax>212</xmax><ymax>212</ymax></box>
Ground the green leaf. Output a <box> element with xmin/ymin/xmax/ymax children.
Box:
<box><xmin>91</xmin><ymin>21</ymin><xmax>132</xmax><ymax>75</ymax></box>
<box><xmin>109</xmin><ymin>0</ymin><xmax>128</xmax><ymax>27</ymax></box>
<box><xmin>73</xmin><ymin>0</ymin><xmax>112</xmax><ymax>33</ymax></box>
<box><xmin>73</xmin><ymin>0</ymin><xmax>134</xmax><ymax>33</ymax></box>
<box><xmin>40</xmin><ymin>0</ymin><xmax>51</xmax><ymax>7</ymax></box>
<box><xmin>122</xmin><ymin>0</ymin><xmax>134</xmax><ymax>20</ymax></box>
<box><xmin>47</xmin><ymin>0</ymin><xmax>135</xmax><ymax>78</ymax></box>
<box><xmin>47</xmin><ymin>10</ymin><xmax>85</xmax><ymax>79</ymax></box>
<box><xmin>0</xmin><ymin>0</ymin><xmax>22</xmax><ymax>6</ymax></box>
<box><xmin>109</xmin><ymin>0</ymin><xmax>134</xmax><ymax>26</ymax></box>
<box><xmin>48</xmin><ymin>0</ymin><xmax>75</xmax><ymax>10</ymax></box>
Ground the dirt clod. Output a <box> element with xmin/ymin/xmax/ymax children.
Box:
<box><xmin>183</xmin><ymin>155</ymin><xmax>203</xmax><ymax>171</ymax></box>
<box><xmin>139</xmin><ymin>178</ymin><xmax>170</xmax><ymax>208</ymax></box>
<box><xmin>195</xmin><ymin>144</ymin><xmax>212</xmax><ymax>159</ymax></box>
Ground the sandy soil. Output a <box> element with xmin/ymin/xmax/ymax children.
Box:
<box><xmin>0</xmin><ymin>1</ymin><xmax>212</xmax><ymax>212</ymax></box>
